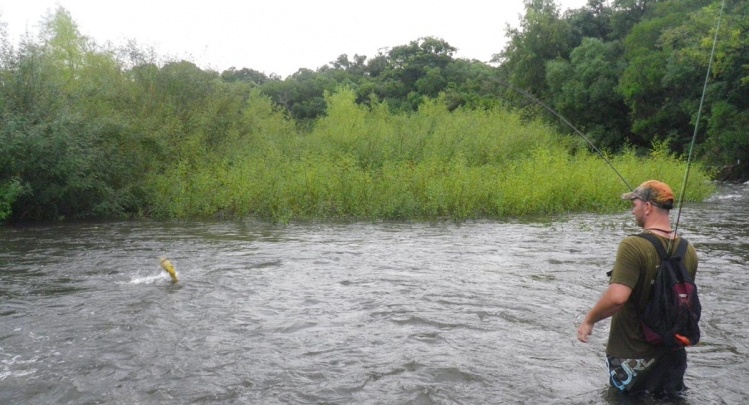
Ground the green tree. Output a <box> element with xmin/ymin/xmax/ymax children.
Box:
<box><xmin>261</xmin><ymin>68</ymin><xmax>336</xmax><ymax>121</ymax></box>
<box><xmin>259</xmin><ymin>39</ymin><xmax>462</xmax><ymax>120</ymax></box>
<box><xmin>0</xmin><ymin>178</ymin><xmax>23</xmax><ymax>221</ymax></box>
<box><xmin>618</xmin><ymin>0</ymin><xmax>717</xmax><ymax>151</ymax></box>
<box><xmin>546</xmin><ymin>37</ymin><xmax>628</xmax><ymax>149</ymax></box>
<box><xmin>370</xmin><ymin>37</ymin><xmax>457</xmax><ymax>111</ymax></box>
<box><xmin>221</xmin><ymin>66</ymin><xmax>275</xmax><ymax>85</ymax></box>
<box><xmin>441</xmin><ymin>59</ymin><xmax>506</xmax><ymax>110</ymax></box>
<box><xmin>566</xmin><ymin>0</ymin><xmax>615</xmax><ymax>42</ymax></box>
<box><xmin>1</xmin><ymin>7</ymin><xmax>157</xmax><ymax>220</ymax></box>
<box><xmin>610</xmin><ymin>0</ymin><xmax>665</xmax><ymax>40</ymax></box>
<box><xmin>496</xmin><ymin>0</ymin><xmax>576</xmax><ymax>102</ymax></box>
<box><xmin>694</xmin><ymin>0</ymin><xmax>749</xmax><ymax>179</ymax></box>
<box><xmin>0</xmin><ymin>8</ymin><xmax>119</xmax><ymax>220</ymax></box>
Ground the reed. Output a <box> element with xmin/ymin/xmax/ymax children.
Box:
<box><xmin>145</xmin><ymin>89</ymin><xmax>715</xmax><ymax>222</ymax></box>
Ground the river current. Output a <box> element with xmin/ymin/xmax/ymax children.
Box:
<box><xmin>1</xmin><ymin>183</ymin><xmax>747</xmax><ymax>404</ymax></box>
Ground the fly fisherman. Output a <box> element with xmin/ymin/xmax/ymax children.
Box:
<box><xmin>577</xmin><ymin>180</ymin><xmax>699</xmax><ymax>398</ymax></box>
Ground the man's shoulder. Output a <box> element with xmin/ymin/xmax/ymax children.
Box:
<box><xmin>611</xmin><ymin>235</ymin><xmax>655</xmax><ymax>286</ymax></box>
<box><xmin>618</xmin><ymin>234</ymin><xmax>655</xmax><ymax>250</ymax></box>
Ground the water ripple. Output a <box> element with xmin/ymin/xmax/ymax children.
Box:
<box><xmin>1</xmin><ymin>184</ymin><xmax>748</xmax><ymax>403</ymax></box>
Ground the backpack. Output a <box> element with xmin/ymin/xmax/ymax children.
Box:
<box><xmin>636</xmin><ymin>233</ymin><xmax>701</xmax><ymax>349</ymax></box>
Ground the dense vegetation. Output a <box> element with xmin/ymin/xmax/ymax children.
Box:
<box><xmin>2</xmin><ymin>0</ymin><xmax>739</xmax><ymax>223</ymax></box>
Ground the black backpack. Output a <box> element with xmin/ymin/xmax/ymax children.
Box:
<box><xmin>637</xmin><ymin>233</ymin><xmax>701</xmax><ymax>349</ymax></box>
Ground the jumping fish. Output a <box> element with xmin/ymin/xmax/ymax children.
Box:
<box><xmin>159</xmin><ymin>257</ymin><xmax>179</xmax><ymax>283</ymax></box>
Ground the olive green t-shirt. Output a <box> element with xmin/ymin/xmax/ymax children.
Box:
<box><xmin>606</xmin><ymin>233</ymin><xmax>698</xmax><ymax>359</ymax></box>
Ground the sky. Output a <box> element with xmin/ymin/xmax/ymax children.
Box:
<box><xmin>1</xmin><ymin>0</ymin><xmax>589</xmax><ymax>78</ymax></box>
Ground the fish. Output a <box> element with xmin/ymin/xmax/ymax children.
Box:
<box><xmin>159</xmin><ymin>257</ymin><xmax>179</xmax><ymax>283</ymax></box>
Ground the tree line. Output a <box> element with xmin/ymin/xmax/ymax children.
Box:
<box><xmin>241</xmin><ymin>0</ymin><xmax>746</xmax><ymax>178</ymax></box>
<box><xmin>499</xmin><ymin>0</ymin><xmax>747</xmax><ymax>181</ymax></box>
<box><xmin>0</xmin><ymin>0</ymin><xmax>738</xmax><ymax>222</ymax></box>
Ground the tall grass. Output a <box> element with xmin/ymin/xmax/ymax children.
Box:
<box><xmin>146</xmin><ymin>88</ymin><xmax>715</xmax><ymax>222</ymax></box>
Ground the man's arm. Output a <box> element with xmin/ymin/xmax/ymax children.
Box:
<box><xmin>577</xmin><ymin>283</ymin><xmax>632</xmax><ymax>343</ymax></box>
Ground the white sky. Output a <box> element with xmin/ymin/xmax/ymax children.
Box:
<box><xmin>1</xmin><ymin>0</ymin><xmax>589</xmax><ymax>78</ymax></box>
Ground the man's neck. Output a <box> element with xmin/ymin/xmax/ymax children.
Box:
<box><xmin>642</xmin><ymin>219</ymin><xmax>675</xmax><ymax>239</ymax></box>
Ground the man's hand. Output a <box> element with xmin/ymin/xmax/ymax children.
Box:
<box><xmin>576</xmin><ymin>283</ymin><xmax>632</xmax><ymax>344</ymax></box>
<box><xmin>577</xmin><ymin>321</ymin><xmax>593</xmax><ymax>343</ymax></box>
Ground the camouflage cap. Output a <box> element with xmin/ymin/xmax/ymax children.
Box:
<box><xmin>621</xmin><ymin>180</ymin><xmax>674</xmax><ymax>209</ymax></box>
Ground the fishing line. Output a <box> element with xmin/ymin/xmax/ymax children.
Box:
<box><xmin>493</xmin><ymin>79</ymin><xmax>633</xmax><ymax>191</ymax></box>
<box><xmin>671</xmin><ymin>0</ymin><xmax>726</xmax><ymax>243</ymax></box>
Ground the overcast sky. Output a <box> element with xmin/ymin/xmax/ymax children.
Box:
<box><xmin>1</xmin><ymin>0</ymin><xmax>589</xmax><ymax>78</ymax></box>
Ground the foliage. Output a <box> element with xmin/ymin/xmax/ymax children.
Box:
<box><xmin>694</xmin><ymin>0</ymin><xmax>749</xmax><ymax>179</ymax></box>
<box><xmin>0</xmin><ymin>178</ymin><xmax>23</xmax><ymax>221</ymax></box>
<box><xmin>497</xmin><ymin>0</ymin><xmax>748</xmax><ymax>179</ymax></box>
<box><xmin>256</xmin><ymin>37</ymin><xmax>507</xmax><ymax>122</ymax></box>
<box><xmin>220</xmin><ymin>67</ymin><xmax>276</xmax><ymax>85</ymax></box>
<box><xmin>0</xmin><ymin>8</ymin><xmax>257</xmax><ymax>221</ymax></box>
<box><xmin>0</xmin><ymin>5</ymin><xmax>727</xmax><ymax>223</ymax></box>
<box><xmin>618</xmin><ymin>0</ymin><xmax>714</xmax><ymax>149</ymax></box>
<box><xmin>0</xmin><ymin>9</ymin><xmax>146</xmax><ymax>220</ymax></box>
<box><xmin>496</xmin><ymin>0</ymin><xmax>577</xmax><ymax>102</ymax></box>
<box><xmin>545</xmin><ymin>37</ymin><xmax>628</xmax><ymax>150</ymax></box>
<box><xmin>147</xmin><ymin>88</ymin><xmax>713</xmax><ymax>222</ymax></box>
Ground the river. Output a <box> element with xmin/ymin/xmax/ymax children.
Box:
<box><xmin>1</xmin><ymin>183</ymin><xmax>747</xmax><ymax>404</ymax></box>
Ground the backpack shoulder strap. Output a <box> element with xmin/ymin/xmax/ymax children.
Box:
<box><xmin>673</xmin><ymin>237</ymin><xmax>689</xmax><ymax>259</ymax></box>
<box><xmin>635</xmin><ymin>232</ymin><xmax>689</xmax><ymax>259</ymax></box>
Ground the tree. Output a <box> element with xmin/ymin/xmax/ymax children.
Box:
<box><xmin>618</xmin><ymin>0</ymin><xmax>716</xmax><ymax>151</ymax></box>
<box><xmin>220</xmin><ymin>67</ymin><xmax>274</xmax><ymax>85</ymax></box>
<box><xmin>694</xmin><ymin>0</ymin><xmax>749</xmax><ymax>179</ymax></box>
<box><xmin>0</xmin><ymin>7</ymin><xmax>131</xmax><ymax>220</ymax></box>
<box><xmin>566</xmin><ymin>0</ymin><xmax>615</xmax><ymax>42</ymax></box>
<box><xmin>609</xmin><ymin>0</ymin><xmax>663</xmax><ymax>39</ymax></box>
<box><xmin>496</xmin><ymin>0</ymin><xmax>576</xmax><ymax>102</ymax></box>
<box><xmin>371</xmin><ymin>37</ymin><xmax>457</xmax><ymax>111</ymax></box>
<box><xmin>260</xmin><ymin>68</ymin><xmax>339</xmax><ymax>121</ymax></box>
<box><xmin>259</xmin><ymin>38</ymin><xmax>462</xmax><ymax>119</ymax></box>
<box><xmin>546</xmin><ymin>37</ymin><xmax>629</xmax><ymax>149</ymax></box>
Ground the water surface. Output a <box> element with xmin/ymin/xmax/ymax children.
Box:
<box><xmin>1</xmin><ymin>184</ymin><xmax>747</xmax><ymax>404</ymax></box>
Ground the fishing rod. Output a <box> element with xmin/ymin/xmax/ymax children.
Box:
<box><xmin>492</xmin><ymin>78</ymin><xmax>633</xmax><ymax>192</ymax></box>
<box><xmin>671</xmin><ymin>0</ymin><xmax>726</xmax><ymax>245</ymax></box>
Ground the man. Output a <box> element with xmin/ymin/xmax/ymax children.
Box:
<box><xmin>577</xmin><ymin>180</ymin><xmax>698</xmax><ymax>397</ymax></box>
